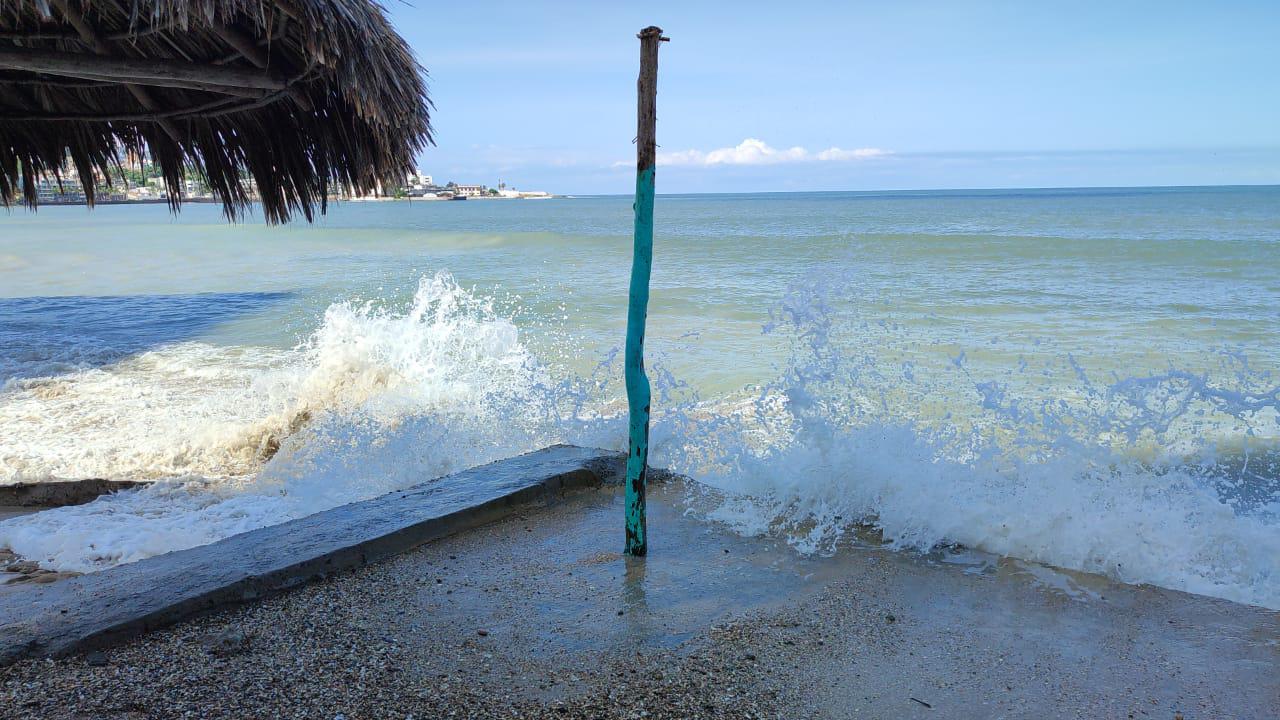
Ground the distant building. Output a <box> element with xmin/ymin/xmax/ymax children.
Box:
<box><xmin>402</xmin><ymin>171</ymin><xmax>441</xmax><ymax>197</ymax></box>
<box><xmin>33</xmin><ymin>177</ymin><xmax>85</xmax><ymax>204</ymax></box>
<box><xmin>18</xmin><ymin>163</ymin><xmax>226</xmax><ymax>205</ymax></box>
<box><xmin>128</xmin><ymin>186</ymin><xmax>162</xmax><ymax>201</ymax></box>
<box><xmin>452</xmin><ymin>184</ymin><xmax>485</xmax><ymax>197</ymax></box>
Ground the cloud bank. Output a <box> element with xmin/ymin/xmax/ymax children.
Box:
<box><xmin>650</xmin><ymin>138</ymin><xmax>891</xmax><ymax>167</ymax></box>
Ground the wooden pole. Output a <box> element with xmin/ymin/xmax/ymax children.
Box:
<box><xmin>625</xmin><ymin>26</ymin><xmax>667</xmax><ymax>557</ymax></box>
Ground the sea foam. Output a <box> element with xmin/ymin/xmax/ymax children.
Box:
<box><xmin>657</xmin><ymin>278</ymin><xmax>1280</xmax><ymax>608</ymax></box>
<box><xmin>1</xmin><ymin>272</ymin><xmax>1277</xmax><ymax>610</ymax></box>
<box><xmin>0</xmin><ymin>274</ymin><xmax>581</xmax><ymax>570</ymax></box>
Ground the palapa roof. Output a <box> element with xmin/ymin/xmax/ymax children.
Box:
<box><xmin>0</xmin><ymin>0</ymin><xmax>432</xmax><ymax>222</ymax></box>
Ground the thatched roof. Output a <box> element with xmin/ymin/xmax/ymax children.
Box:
<box><xmin>0</xmin><ymin>0</ymin><xmax>432</xmax><ymax>222</ymax></box>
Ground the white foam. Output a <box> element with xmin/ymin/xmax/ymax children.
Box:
<box><xmin>0</xmin><ymin>343</ymin><xmax>295</xmax><ymax>483</ymax></box>
<box><xmin>674</xmin><ymin>417</ymin><xmax>1280</xmax><ymax>608</ymax></box>
<box><xmin>2</xmin><ymin>271</ymin><xmax>1277</xmax><ymax>612</ymax></box>
<box><xmin>0</xmin><ymin>273</ymin><xmax>575</xmax><ymax>571</ymax></box>
<box><xmin>657</xmin><ymin>279</ymin><xmax>1280</xmax><ymax>608</ymax></box>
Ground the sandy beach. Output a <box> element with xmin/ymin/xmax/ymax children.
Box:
<box><xmin>2</xmin><ymin>479</ymin><xmax>1275</xmax><ymax>719</ymax></box>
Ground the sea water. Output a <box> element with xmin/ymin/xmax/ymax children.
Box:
<box><xmin>1</xmin><ymin>187</ymin><xmax>1277</xmax><ymax>607</ymax></box>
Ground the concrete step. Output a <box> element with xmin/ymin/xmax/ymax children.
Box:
<box><xmin>0</xmin><ymin>444</ymin><xmax>622</xmax><ymax>664</ymax></box>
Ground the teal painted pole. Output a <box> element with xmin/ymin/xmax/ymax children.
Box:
<box><xmin>625</xmin><ymin>26</ymin><xmax>667</xmax><ymax>557</ymax></box>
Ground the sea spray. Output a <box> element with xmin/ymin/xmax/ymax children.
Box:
<box><xmin>0</xmin><ymin>343</ymin><xmax>295</xmax><ymax>483</ymax></box>
<box><xmin>659</xmin><ymin>277</ymin><xmax>1280</xmax><ymax>608</ymax></box>
<box><xmin>2</xmin><ymin>270</ymin><xmax>1278</xmax><ymax>609</ymax></box>
<box><xmin>0</xmin><ymin>273</ymin><xmax>610</xmax><ymax>571</ymax></box>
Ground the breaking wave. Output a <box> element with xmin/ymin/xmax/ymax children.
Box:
<box><xmin>2</xmin><ymin>272</ymin><xmax>1278</xmax><ymax>610</ymax></box>
<box><xmin>0</xmin><ymin>274</ymin><xmax>607</xmax><ymax>570</ymax></box>
<box><xmin>657</xmin><ymin>278</ymin><xmax>1280</xmax><ymax>608</ymax></box>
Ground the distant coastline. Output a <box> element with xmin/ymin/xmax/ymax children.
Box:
<box><xmin>19</xmin><ymin>168</ymin><xmax>553</xmax><ymax>208</ymax></box>
<box><xmin>341</xmin><ymin>193</ymin><xmax>558</xmax><ymax>202</ymax></box>
<box><xmin>17</xmin><ymin>183</ymin><xmax>1279</xmax><ymax>209</ymax></box>
<box><xmin>20</xmin><ymin>198</ymin><xmax>218</xmax><ymax>207</ymax></box>
<box><xmin>19</xmin><ymin>193</ymin><xmax>559</xmax><ymax>209</ymax></box>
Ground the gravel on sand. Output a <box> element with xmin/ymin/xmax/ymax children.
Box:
<box><xmin>2</xmin><ymin>483</ymin><xmax>1276</xmax><ymax>719</ymax></box>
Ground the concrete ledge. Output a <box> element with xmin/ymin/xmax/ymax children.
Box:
<box><xmin>0</xmin><ymin>479</ymin><xmax>149</xmax><ymax>508</ymax></box>
<box><xmin>0</xmin><ymin>444</ymin><xmax>623</xmax><ymax>665</ymax></box>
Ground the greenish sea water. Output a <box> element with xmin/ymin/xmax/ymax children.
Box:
<box><xmin>1</xmin><ymin>186</ymin><xmax>1278</xmax><ymax>607</ymax></box>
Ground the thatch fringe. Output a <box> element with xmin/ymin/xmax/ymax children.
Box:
<box><xmin>0</xmin><ymin>0</ymin><xmax>432</xmax><ymax>223</ymax></box>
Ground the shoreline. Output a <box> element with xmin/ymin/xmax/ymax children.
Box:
<box><xmin>17</xmin><ymin>194</ymin><xmax>561</xmax><ymax>208</ymax></box>
<box><xmin>1</xmin><ymin>462</ymin><xmax>1275</xmax><ymax>717</ymax></box>
<box><xmin>3</xmin><ymin>462</ymin><xmax>1278</xmax><ymax>614</ymax></box>
<box><xmin>12</xmin><ymin>184</ymin><xmax>1277</xmax><ymax>208</ymax></box>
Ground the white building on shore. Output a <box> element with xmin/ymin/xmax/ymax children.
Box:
<box><xmin>452</xmin><ymin>183</ymin><xmax>486</xmax><ymax>197</ymax></box>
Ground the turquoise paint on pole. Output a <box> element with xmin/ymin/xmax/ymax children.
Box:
<box><xmin>625</xmin><ymin>166</ymin><xmax>655</xmax><ymax>556</ymax></box>
<box><xmin>625</xmin><ymin>26</ymin><xmax>665</xmax><ymax>556</ymax></box>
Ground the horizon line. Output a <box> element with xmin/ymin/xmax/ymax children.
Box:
<box><xmin>566</xmin><ymin>182</ymin><xmax>1280</xmax><ymax>198</ymax></box>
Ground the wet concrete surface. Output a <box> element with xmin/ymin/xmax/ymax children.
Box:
<box><xmin>388</xmin><ymin>485</ymin><xmax>845</xmax><ymax>665</ymax></box>
<box><xmin>370</xmin><ymin>482</ymin><xmax>1280</xmax><ymax>717</ymax></box>
<box><xmin>0</xmin><ymin>445</ymin><xmax>620</xmax><ymax>663</ymax></box>
<box><xmin>1</xmin><ymin>476</ymin><xmax>1276</xmax><ymax>718</ymax></box>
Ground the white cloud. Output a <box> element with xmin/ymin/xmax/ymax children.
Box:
<box><xmin>641</xmin><ymin>138</ymin><xmax>890</xmax><ymax>167</ymax></box>
<box><xmin>815</xmin><ymin>146</ymin><xmax>891</xmax><ymax>161</ymax></box>
<box><xmin>695</xmin><ymin>139</ymin><xmax>808</xmax><ymax>166</ymax></box>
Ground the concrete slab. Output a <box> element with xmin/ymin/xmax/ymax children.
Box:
<box><xmin>0</xmin><ymin>444</ymin><xmax>621</xmax><ymax>665</ymax></box>
<box><xmin>4</xmin><ymin>481</ymin><xmax>1278</xmax><ymax>718</ymax></box>
<box><xmin>0</xmin><ymin>480</ymin><xmax>148</xmax><ymax>508</ymax></box>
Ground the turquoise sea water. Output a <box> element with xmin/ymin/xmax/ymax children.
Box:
<box><xmin>1</xmin><ymin>187</ymin><xmax>1278</xmax><ymax>607</ymax></box>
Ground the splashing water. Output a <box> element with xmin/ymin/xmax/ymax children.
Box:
<box><xmin>657</xmin><ymin>277</ymin><xmax>1280</xmax><ymax>608</ymax></box>
<box><xmin>1</xmin><ymin>268</ymin><xmax>1277</xmax><ymax>609</ymax></box>
<box><xmin>0</xmin><ymin>273</ymin><xmax>608</xmax><ymax>570</ymax></box>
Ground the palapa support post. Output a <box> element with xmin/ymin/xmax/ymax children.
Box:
<box><xmin>625</xmin><ymin>26</ymin><xmax>668</xmax><ymax>557</ymax></box>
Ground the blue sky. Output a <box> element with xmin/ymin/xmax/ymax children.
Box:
<box><xmin>386</xmin><ymin>1</ymin><xmax>1280</xmax><ymax>194</ymax></box>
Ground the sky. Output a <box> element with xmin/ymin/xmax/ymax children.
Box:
<box><xmin>385</xmin><ymin>0</ymin><xmax>1280</xmax><ymax>194</ymax></box>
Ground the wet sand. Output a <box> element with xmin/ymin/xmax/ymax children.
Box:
<box><xmin>1</xmin><ymin>481</ymin><xmax>1276</xmax><ymax>719</ymax></box>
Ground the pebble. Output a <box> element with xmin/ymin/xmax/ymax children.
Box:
<box><xmin>202</xmin><ymin>629</ymin><xmax>252</xmax><ymax>657</ymax></box>
<box><xmin>4</xmin><ymin>570</ymin><xmax>83</xmax><ymax>586</ymax></box>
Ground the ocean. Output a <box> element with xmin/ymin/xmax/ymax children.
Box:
<box><xmin>1</xmin><ymin>186</ymin><xmax>1277</xmax><ymax>607</ymax></box>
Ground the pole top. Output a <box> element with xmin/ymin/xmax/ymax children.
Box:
<box><xmin>637</xmin><ymin>26</ymin><xmax>670</xmax><ymax>41</ymax></box>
